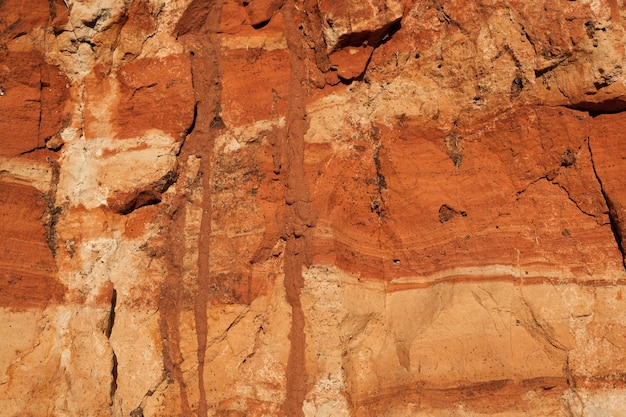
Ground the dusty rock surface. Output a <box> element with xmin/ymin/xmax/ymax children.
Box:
<box><xmin>2</xmin><ymin>0</ymin><xmax>626</xmax><ymax>416</ymax></box>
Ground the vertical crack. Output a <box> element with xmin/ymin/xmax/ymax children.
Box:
<box><xmin>182</xmin><ymin>101</ymin><xmax>198</xmax><ymax>141</ymax></box>
<box><xmin>106</xmin><ymin>288</ymin><xmax>118</xmax><ymax>405</ymax></box>
<box><xmin>105</xmin><ymin>288</ymin><xmax>117</xmax><ymax>338</ymax></box>
<box><xmin>110</xmin><ymin>353</ymin><xmax>118</xmax><ymax>405</ymax></box>
<box><xmin>37</xmin><ymin>66</ymin><xmax>44</xmax><ymax>147</ymax></box>
<box><xmin>588</xmin><ymin>139</ymin><xmax>626</xmax><ymax>268</ymax></box>
<box><xmin>370</xmin><ymin>125</ymin><xmax>387</xmax><ymax>223</ymax></box>
<box><xmin>43</xmin><ymin>157</ymin><xmax>62</xmax><ymax>257</ymax></box>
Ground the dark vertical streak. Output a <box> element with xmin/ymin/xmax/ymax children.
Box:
<box><xmin>159</xmin><ymin>204</ymin><xmax>192</xmax><ymax>415</ymax></box>
<box><xmin>110</xmin><ymin>352</ymin><xmax>118</xmax><ymax>404</ymax></box>
<box><xmin>106</xmin><ymin>288</ymin><xmax>118</xmax><ymax>406</ymax></box>
<box><xmin>105</xmin><ymin>288</ymin><xmax>117</xmax><ymax>339</ymax></box>
<box><xmin>176</xmin><ymin>1</ymin><xmax>225</xmax><ymax>415</ymax></box>
<box><xmin>280</xmin><ymin>3</ymin><xmax>314</xmax><ymax>415</ymax></box>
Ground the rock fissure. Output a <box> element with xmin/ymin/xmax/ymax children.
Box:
<box><xmin>36</xmin><ymin>74</ymin><xmax>44</xmax><ymax>147</ymax></box>
<box><xmin>206</xmin><ymin>306</ymin><xmax>250</xmax><ymax>352</ymax></box>
<box><xmin>334</xmin><ymin>18</ymin><xmax>402</xmax><ymax>52</ymax></box>
<box><xmin>109</xmin><ymin>346</ymin><xmax>118</xmax><ymax>404</ymax></box>
<box><xmin>135</xmin><ymin>30</ymin><xmax>158</xmax><ymax>62</ymax></box>
<box><xmin>370</xmin><ymin>127</ymin><xmax>388</xmax><ymax>223</ymax></box>
<box><xmin>534</xmin><ymin>55</ymin><xmax>570</xmax><ymax>78</ymax></box>
<box><xmin>434</xmin><ymin>4</ymin><xmax>460</xmax><ymax>30</ymax></box>
<box><xmin>60</xmin><ymin>0</ymin><xmax>80</xmax><ymax>43</ymax></box>
<box><xmin>300</xmin><ymin>0</ymin><xmax>330</xmax><ymax>74</ymax></box>
<box><xmin>516</xmin><ymin>284</ymin><xmax>570</xmax><ymax>394</ymax></box>
<box><xmin>588</xmin><ymin>138</ymin><xmax>626</xmax><ymax>268</ymax></box>
<box><xmin>43</xmin><ymin>157</ymin><xmax>61</xmax><ymax>257</ymax></box>
<box><xmin>550</xmin><ymin>179</ymin><xmax>600</xmax><ymax>221</ymax></box>
<box><xmin>183</xmin><ymin>101</ymin><xmax>198</xmax><ymax>140</ymax></box>
<box><xmin>105</xmin><ymin>287</ymin><xmax>118</xmax><ymax>406</ymax></box>
<box><xmin>517</xmin><ymin>173</ymin><xmax>603</xmax><ymax>222</ymax></box>
<box><xmin>515</xmin><ymin>175</ymin><xmax>547</xmax><ymax>197</ymax></box>
<box><xmin>129</xmin><ymin>373</ymin><xmax>168</xmax><ymax>417</ymax></box>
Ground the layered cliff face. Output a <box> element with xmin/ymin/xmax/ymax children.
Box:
<box><xmin>2</xmin><ymin>0</ymin><xmax>626</xmax><ymax>416</ymax></box>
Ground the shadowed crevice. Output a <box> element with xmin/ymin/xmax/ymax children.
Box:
<box><xmin>588</xmin><ymin>140</ymin><xmax>626</xmax><ymax>269</ymax></box>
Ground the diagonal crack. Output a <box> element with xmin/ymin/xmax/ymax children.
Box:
<box><xmin>588</xmin><ymin>139</ymin><xmax>626</xmax><ymax>269</ymax></box>
<box><xmin>515</xmin><ymin>175</ymin><xmax>547</xmax><ymax>197</ymax></box>
<box><xmin>204</xmin><ymin>306</ymin><xmax>250</xmax><ymax>352</ymax></box>
<box><xmin>516</xmin><ymin>171</ymin><xmax>606</xmax><ymax>225</ymax></box>
<box><xmin>130</xmin><ymin>371</ymin><xmax>169</xmax><ymax>417</ymax></box>
<box><xmin>550</xmin><ymin>180</ymin><xmax>600</xmax><ymax>221</ymax></box>
<box><xmin>517</xmin><ymin>285</ymin><xmax>569</xmax><ymax>354</ymax></box>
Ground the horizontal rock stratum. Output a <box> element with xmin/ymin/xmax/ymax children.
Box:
<box><xmin>2</xmin><ymin>0</ymin><xmax>626</xmax><ymax>416</ymax></box>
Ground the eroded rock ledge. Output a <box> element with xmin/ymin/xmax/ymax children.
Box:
<box><xmin>2</xmin><ymin>0</ymin><xmax>626</xmax><ymax>416</ymax></box>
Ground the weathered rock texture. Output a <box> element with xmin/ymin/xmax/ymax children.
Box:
<box><xmin>3</xmin><ymin>0</ymin><xmax>626</xmax><ymax>416</ymax></box>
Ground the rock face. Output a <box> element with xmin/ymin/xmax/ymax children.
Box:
<box><xmin>2</xmin><ymin>0</ymin><xmax>626</xmax><ymax>416</ymax></box>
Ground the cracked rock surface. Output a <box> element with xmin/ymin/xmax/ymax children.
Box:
<box><xmin>2</xmin><ymin>0</ymin><xmax>626</xmax><ymax>416</ymax></box>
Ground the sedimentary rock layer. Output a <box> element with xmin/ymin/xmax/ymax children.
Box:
<box><xmin>2</xmin><ymin>0</ymin><xmax>626</xmax><ymax>416</ymax></box>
